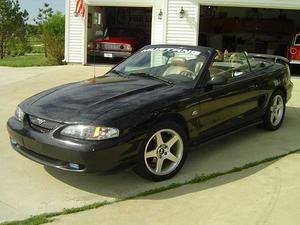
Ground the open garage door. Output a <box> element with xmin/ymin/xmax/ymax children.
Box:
<box><xmin>198</xmin><ymin>6</ymin><xmax>300</xmax><ymax>58</ymax></box>
<box><xmin>87</xmin><ymin>6</ymin><xmax>152</xmax><ymax>64</ymax></box>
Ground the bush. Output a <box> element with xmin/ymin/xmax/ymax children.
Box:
<box><xmin>6</xmin><ymin>36</ymin><xmax>31</xmax><ymax>56</ymax></box>
<box><xmin>16</xmin><ymin>41</ymin><xmax>31</xmax><ymax>55</ymax></box>
<box><xmin>32</xmin><ymin>45</ymin><xmax>45</xmax><ymax>54</ymax></box>
<box><xmin>42</xmin><ymin>13</ymin><xmax>65</xmax><ymax>64</ymax></box>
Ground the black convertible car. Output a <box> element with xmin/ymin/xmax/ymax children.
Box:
<box><xmin>7</xmin><ymin>45</ymin><xmax>293</xmax><ymax>181</ymax></box>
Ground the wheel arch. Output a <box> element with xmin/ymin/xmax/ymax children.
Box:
<box><xmin>274</xmin><ymin>86</ymin><xmax>287</xmax><ymax>100</ymax></box>
<box><xmin>154</xmin><ymin>113</ymin><xmax>190</xmax><ymax>140</ymax></box>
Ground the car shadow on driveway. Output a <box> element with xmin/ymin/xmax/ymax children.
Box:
<box><xmin>45</xmin><ymin>106</ymin><xmax>300</xmax><ymax>199</ymax></box>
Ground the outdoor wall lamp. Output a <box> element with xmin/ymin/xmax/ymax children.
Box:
<box><xmin>179</xmin><ymin>7</ymin><xmax>185</xmax><ymax>18</ymax></box>
<box><xmin>158</xmin><ymin>9</ymin><xmax>163</xmax><ymax>20</ymax></box>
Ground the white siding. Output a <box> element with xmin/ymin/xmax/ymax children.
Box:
<box><xmin>66</xmin><ymin>0</ymin><xmax>85</xmax><ymax>63</ymax></box>
<box><xmin>151</xmin><ymin>6</ymin><xmax>166</xmax><ymax>44</ymax></box>
<box><xmin>198</xmin><ymin>0</ymin><xmax>300</xmax><ymax>10</ymax></box>
<box><xmin>166</xmin><ymin>0</ymin><xmax>199</xmax><ymax>46</ymax></box>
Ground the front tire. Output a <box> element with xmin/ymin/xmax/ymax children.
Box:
<box><xmin>261</xmin><ymin>90</ymin><xmax>286</xmax><ymax>130</ymax></box>
<box><xmin>134</xmin><ymin>121</ymin><xmax>188</xmax><ymax>181</ymax></box>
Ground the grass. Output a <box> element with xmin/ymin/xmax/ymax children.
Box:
<box><xmin>1</xmin><ymin>149</ymin><xmax>300</xmax><ymax>225</ymax></box>
<box><xmin>0</xmin><ymin>55</ymin><xmax>61</xmax><ymax>67</ymax></box>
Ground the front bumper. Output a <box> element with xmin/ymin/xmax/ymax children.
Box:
<box><xmin>88</xmin><ymin>50</ymin><xmax>132</xmax><ymax>59</ymax></box>
<box><xmin>7</xmin><ymin>117</ymin><xmax>143</xmax><ymax>173</ymax></box>
<box><xmin>286</xmin><ymin>80</ymin><xmax>293</xmax><ymax>103</ymax></box>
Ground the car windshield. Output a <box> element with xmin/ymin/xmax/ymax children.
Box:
<box><xmin>106</xmin><ymin>28</ymin><xmax>137</xmax><ymax>38</ymax></box>
<box><xmin>112</xmin><ymin>47</ymin><xmax>208</xmax><ymax>85</ymax></box>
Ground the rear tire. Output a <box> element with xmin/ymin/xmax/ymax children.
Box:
<box><xmin>134</xmin><ymin>121</ymin><xmax>188</xmax><ymax>181</ymax></box>
<box><xmin>261</xmin><ymin>90</ymin><xmax>286</xmax><ymax>131</ymax></box>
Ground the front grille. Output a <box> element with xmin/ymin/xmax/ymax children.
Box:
<box><xmin>29</xmin><ymin>115</ymin><xmax>61</xmax><ymax>133</ymax></box>
<box><xmin>100</xmin><ymin>43</ymin><xmax>124</xmax><ymax>51</ymax></box>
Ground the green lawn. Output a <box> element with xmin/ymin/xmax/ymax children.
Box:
<box><xmin>0</xmin><ymin>55</ymin><xmax>61</xmax><ymax>67</ymax></box>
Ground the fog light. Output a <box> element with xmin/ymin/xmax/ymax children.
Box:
<box><xmin>68</xmin><ymin>162</ymin><xmax>80</xmax><ymax>170</ymax></box>
<box><xmin>10</xmin><ymin>138</ymin><xmax>17</xmax><ymax>145</ymax></box>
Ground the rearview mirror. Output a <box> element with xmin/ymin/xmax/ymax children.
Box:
<box><xmin>162</xmin><ymin>51</ymin><xmax>175</xmax><ymax>58</ymax></box>
<box><xmin>104</xmin><ymin>27</ymin><xmax>108</xmax><ymax>37</ymax></box>
<box><xmin>206</xmin><ymin>75</ymin><xmax>227</xmax><ymax>86</ymax></box>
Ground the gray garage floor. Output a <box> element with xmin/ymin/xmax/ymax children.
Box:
<box><xmin>0</xmin><ymin>65</ymin><xmax>299</xmax><ymax>223</ymax></box>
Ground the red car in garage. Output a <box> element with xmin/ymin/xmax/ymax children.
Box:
<box><xmin>88</xmin><ymin>27</ymin><xmax>146</xmax><ymax>59</ymax></box>
<box><xmin>288</xmin><ymin>33</ymin><xmax>300</xmax><ymax>65</ymax></box>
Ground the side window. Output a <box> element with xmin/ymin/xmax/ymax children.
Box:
<box><xmin>248</xmin><ymin>57</ymin><xmax>260</xmax><ymax>71</ymax></box>
<box><xmin>224</xmin><ymin>53</ymin><xmax>250</xmax><ymax>77</ymax></box>
<box><xmin>248</xmin><ymin>56</ymin><xmax>273</xmax><ymax>72</ymax></box>
<box><xmin>209</xmin><ymin>52</ymin><xmax>250</xmax><ymax>82</ymax></box>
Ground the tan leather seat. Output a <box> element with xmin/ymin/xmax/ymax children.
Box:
<box><xmin>163</xmin><ymin>57</ymin><xmax>189</xmax><ymax>76</ymax></box>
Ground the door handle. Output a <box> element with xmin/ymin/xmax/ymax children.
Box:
<box><xmin>249</xmin><ymin>84</ymin><xmax>259</xmax><ymax>89</ymax></box>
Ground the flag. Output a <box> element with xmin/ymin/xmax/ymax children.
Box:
<box><xmin>75</xmin><ymin>0</ymin><xmax>85</xmax><ymax>17</ymax></box>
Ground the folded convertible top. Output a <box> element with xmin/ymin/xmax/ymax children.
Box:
<box><xmin>247</xmin><ymin>53</ymin><xmax>289</xmax><ymax>64</ymax></box>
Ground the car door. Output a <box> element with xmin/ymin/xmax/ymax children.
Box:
<box><xmin>190</xmin><ymin>53</ymin><xmax>261</xmax><ymax>141</ymax></box>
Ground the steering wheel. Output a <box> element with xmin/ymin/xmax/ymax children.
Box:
<box><xmin>179</xmin><ymin>70</ymin><xmax>196</xmax><ymax>80</ymax></box>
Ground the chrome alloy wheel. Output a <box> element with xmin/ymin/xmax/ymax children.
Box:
<box><xmin>144</xmin><ymin>129</ymin><xmax>184</xmax><ymax>176</ymax></box>
<box><xmin>270</xmin><ymin>94</ymin><xmax>284</xmax><ymax>126</ymax></box>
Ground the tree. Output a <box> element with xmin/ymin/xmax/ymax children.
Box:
<box><xmin>33</xmin><ymin>3</ymin><xmax>53</xmax><ymax>25</ymax></box>
<box><xmin>33</xmin><ymin>3</ymin><xmax>54</xmax><ymax>56</ymax></box>
<box><xmin>0</xmin><ymin>0</ymin><xmax>28</xmax><ymax>58</ymax></box>
<box><xmin>42</xmin><ymin>12</ymin><xmax>65</xmax><ymax>64</ymax></box>
<box><xmin>27</xmin><ymin>24</ymin><xmax>39</xmax><ymax>37</ymax></box>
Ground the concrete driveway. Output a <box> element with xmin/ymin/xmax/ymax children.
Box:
<box><xmin>0</xmin><ymin>66</ymin><xmax>299</xmax><ymax>223</ymax></box>
<box><xmin>53</xmin><ymin>153</ymin><xmax>300</xmax><ymax>225</ymax></box>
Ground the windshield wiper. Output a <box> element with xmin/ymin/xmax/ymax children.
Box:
<box><xmin>129</xmin><ymin>72</ymin><xmax>174</xmax><ymax>85</ymax></box>
<box><xmin>110</xmin><ymin>69</ymin><xmax>128</xmax><ymax>78</ymax></box>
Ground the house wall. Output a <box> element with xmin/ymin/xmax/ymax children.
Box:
<box><xmin>166</xmin><ymin>0</ymin><xmax>200</xmax><ymax>46</ymax></box>
<box><xmin>65</xmin><ymin>0</ymin><xmax>168</xmax><ymax>64</ymax></box>
<box><xmin>197</xmin><ymin>0</ymin><xmax>300</xmax><ymax>10</ymax></box>
<box><xmin>65</xmin><ymin>0</ymin><xmax>85</xmax><ymax>63</ymax></box>
<box><xmin>65</xmin><ymin>0</ymin><xmax>300</xmax><ymax>64</ymax></box>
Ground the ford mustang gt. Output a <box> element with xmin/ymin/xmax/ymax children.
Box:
<box><xmin>7</xmin><ymin>45</ymin><xmax>293</xmax><ymax>181</ymax></box>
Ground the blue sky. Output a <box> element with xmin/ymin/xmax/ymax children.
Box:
<box><xmin>18</xmin><ymin>0</ymin><xmax>65</xmax><ymax>24</ymax></box>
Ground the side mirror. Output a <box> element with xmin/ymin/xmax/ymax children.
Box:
<box><xmin>260</xmin><ymin>62</ymin><xmax>266</xmax><ymax>68</ymax></box>
<box><xmin>206</xmin><ymin>75</ymin><xmax>228</xmax><ymax>86</ymax></box>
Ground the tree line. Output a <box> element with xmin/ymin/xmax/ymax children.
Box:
<box><xmin>0</xmin><ymin>0</ymin><xmax>65</xmax><ymax>64</ymax></box>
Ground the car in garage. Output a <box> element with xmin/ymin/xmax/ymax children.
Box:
<box><xmin>7</xmin><ymin>45</ymin><xmax>293</xmax><ymax>181</ymax></box>
<box><xmin>288</xmin><ymin>33</ymin><xmax>300</xmax><ymax>65</ymax></box>
<box><xmin>87</xmin><ymin>27</ymin><xmax>146</xmax><ymax>59</ymax></box>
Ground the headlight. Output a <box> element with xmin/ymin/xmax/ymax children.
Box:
<box><xmin>61</xmin><ymin>125</ymin><xmax>119</xmax><ymax>140</ymax></box>
<box><xmin>96</xmin><ymin>43</ymin><xmax>101</xmax><ymax>50</ymax></box>
<box><xmin>88</xmin><ymin>42</ymin><xmax>94</xmax><ymax>49</ymax></box>
<box><xmin>123</xmin><ymin>44</ymin><xmax>132</xmax><ymax>51</ymax></box>
<box><xmin>15</xmin><ymin>106</ymin><xmax>25</xmax><ymax>122</ymax></box>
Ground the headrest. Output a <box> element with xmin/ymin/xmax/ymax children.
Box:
<box><xmin>170</xmin><ymin>57</ymin><xmax>187</xmax><ymax>67</ymax></box>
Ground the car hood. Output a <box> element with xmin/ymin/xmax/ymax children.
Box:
<box><xmin>20</xmin><ymin>75</ymin><xmax>170</xmax><ymax>124</ymax></box>
<box><xmin>94</xmin><ymin>36</ymin><xmax>136</xmax><ymax>44</ymax></box>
